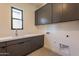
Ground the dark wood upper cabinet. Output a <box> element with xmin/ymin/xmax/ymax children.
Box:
<box><xmin>51</xmin><ymin>3</ymin><xmax>63</xmax><ymax>23</ymax></box>
<box><xmin>62</xmin><ymin>3</ymin><xmax>79</xmax><ymax>22</ymax></box>
<box><xmin>35</xmin><ymin>4</ymin><xmax>52</xmax><ymax>25</ymax></box>
<box><xmin>35</xmin><ymin>3</ymin><xmax>79</xmax><ymax>25</ymax></box>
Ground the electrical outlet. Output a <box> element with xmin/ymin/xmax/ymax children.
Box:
<box><xmin>59</xmin><ymin>43</ymin><xmax>69</xmax><ymax>49</ymax></box>
<box><xmin>46</xmin><ymin>32</ymin><xmax>50</xmax><ymax>34</ymax></box>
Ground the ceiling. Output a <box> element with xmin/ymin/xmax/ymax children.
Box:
<box><xmin>30</xmin><ymin>3</ymin><xmax>45</xmax><ymax>7</ymax></box>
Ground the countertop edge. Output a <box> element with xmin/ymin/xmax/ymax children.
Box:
<box><xmin>0</xmin><ymin>33</ymin><xmax>44</xmax><ymax>42</ymax></box>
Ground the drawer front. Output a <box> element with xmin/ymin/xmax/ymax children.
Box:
<box><xmin>6</xmin><ymin>38</ymin><xmax>30</xmax><ymax>46</ymax></box>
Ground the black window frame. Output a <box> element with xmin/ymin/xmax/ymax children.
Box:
<box><xmin>11</xmin><ymin>7</ymin><xmax>23</xmax><ymax>30</ymax></box>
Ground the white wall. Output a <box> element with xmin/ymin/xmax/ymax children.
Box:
<box><xmin>0</xmin><ymin>3</ymin><xmax>39</xmax><ymax>37</ymax></box>
<box><xmin>37</xmin><ymin>20</ymin><xmax>79</xmax><ymax>56</ymax></box>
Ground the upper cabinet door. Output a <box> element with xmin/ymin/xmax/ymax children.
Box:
<box><xmin>51</xmin><ymin>3</ymin><xmax>63</xmax><ymax>23</ymax></box>
<box><xmin>35</xmin><ymin>3</ymin><xmax>79</xmax><ymax>25</ymax></box>
<box><xmin>62</xmin><ymin>3</ymin><xmax>79</xmax><ymax>22</ymax></box>
<box><xmin>35</xmin><ymin>4</ymin><xmax>51</xmax><ymax>25</ymax></box>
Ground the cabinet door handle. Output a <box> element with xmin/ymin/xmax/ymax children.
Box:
<box><xmin>18</xmin><ymin>42</ymin><xmax>24</xmax><ymax>44</ymax></box>
<box><xmin>2</xmin><ymin>46</ymin><xmax>7</xmax><ymax>48</ymax></box>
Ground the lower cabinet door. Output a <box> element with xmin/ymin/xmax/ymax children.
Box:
<box><xmin>30</xmin><ymin>36</ymin><xmax>44</xmax><ymax>51</ymax></box>
<box><xmin>20</xmin><ymin>42</ymin><xmax>32</xmax><ymax>55</ymax></box>
<box><xmin>0</xmin><ymin>48</ymin><xmax>7</xmax><ymax>56</ymax></box>
<box><xmin>7</xmin><ymin>44</ymin><xmax>22</xmax><ymax>56</ymax></box>
<box><xmin>7</xmin><ymin>42</ymin><xmax>31</xmax><ymax>56</ymax></box>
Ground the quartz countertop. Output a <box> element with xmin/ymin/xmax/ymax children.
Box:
<box><xmin>0</xmin><ymin>33</ymin><xmax>44</xmax><ymax>42</ymax></box>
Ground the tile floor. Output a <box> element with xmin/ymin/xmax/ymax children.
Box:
<box><xmin>28</xmin><ymin>47</ymin><xmax>61</xmax><ymax>56</ymax></box>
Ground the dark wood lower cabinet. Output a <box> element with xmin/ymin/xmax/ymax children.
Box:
<box><xmin>0</xmin><ymin>42</ymin><xmax>7</xmax><ymax>56</ymax></box>
<box><xmin>31</xmin><ymin>36</ymin><xmax>44</xmax><ymax>51</ymax></box>
<box><xmin>7</xmin><ymin>44</ymin><xmax>22</xmax><ymax>56</ymax></box>
<box><xmin>7</xmin><ymin>41</ymin><xmax>32</xmax><ymax>56</ymax></box>
<box><xmin>0</xmin><ymin>48</ymin><xmax>7</xmax><ymax>56</ymax></box>
<box><xmin>0</xmin><ymin>35</ymin><xmax>44</xmax><ymax>56</ymax></box>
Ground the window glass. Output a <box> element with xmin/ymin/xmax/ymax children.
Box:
<box><xmin>11</xmin><ymin>7</ymin><xmax>23</xmax><ymax>30</ymax></box>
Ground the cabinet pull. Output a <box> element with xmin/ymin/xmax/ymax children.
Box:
<box><xmin>18</xmin><ymin>42</ymin><xmax>24</xmax><ymax>44</ymax></box>
<box><xmin>2</xmin><ymin>46</ymin><xmax>7</xmax><ymax>48</ymax></box>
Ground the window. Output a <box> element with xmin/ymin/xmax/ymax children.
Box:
<box><xmin>11</xmin><ymin>7</ymin><xmax>23</xmax><ymax>30</ymax></box>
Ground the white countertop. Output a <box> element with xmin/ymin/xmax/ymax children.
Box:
<box><xmin>0</xmin><ymin>33</ymin><xmax>44</xmax><ymax>42</ymax></box>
